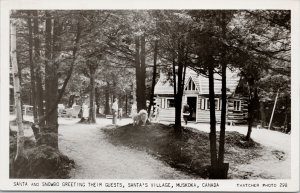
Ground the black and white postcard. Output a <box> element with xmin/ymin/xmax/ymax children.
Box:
<box><xmin>0</xmin><ymin>0</ymin><xmax>299</xmax><ymax>191</ymax></box>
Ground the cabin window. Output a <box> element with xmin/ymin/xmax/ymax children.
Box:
<box><xmin>205</xmin><ymin>98</ymin><xmax>220</xmax><ymax>110</ymax></box>
<box><xmin>234</xmin><ymin>100</ymin><xmax>241</xmax><ymax>111</ymax></box>
<box><xmin>185</xmin><ymin>78</ymin><xmax>197</xmax><ymax>91</ymax></box>
<box><xmin>166</xmin><ymin>98</ymin><xmax>175</xmax><ymax>108</ymax></box>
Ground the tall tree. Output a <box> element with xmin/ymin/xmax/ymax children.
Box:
<box><xmin>76</xmin><ymin>11</ymin><xmax>112</xmax><ymax>123</ymax></box>
<box><xmin>148</xmin><ymin>40</ymin><xmax>158</xmax><ymax>117</ymax></box>
<box><xmin>230</xmin><ymin>10</ymin><xmax>291</xmax><ymax>139</ymax></box>
<box><xmin>87</xmin><ymin>60</ymin><xmax>98</xmax><ymax>123</ymax></box>
<box><xmin>10</xmin><ymin>20</ymin><xmax>25</xmax><ymax>161</ymax></box>
<box><xmin>133</xmin><ymin>34</ymin><xmax>147</xmax><ymax>112</ymax></box>
<box><xmin>188</xmin><ymin>10</ymin><xmax>236</xmax><ymax>178</ymax></box>
<box><xmin>173</xmin><ymin>39</ymin><xmax>187</xmax><ymax>133</ymax></box>
<box><xmin>134</xmin><ymin>35</ymin><xmax>142</xmax><ymax>111</ymax></box>
<box><xmin>32</xmin><ymin>10</ymin><xmax>44</xmax><ymax>125</ymax></box>
<box><xmin>26</xmin><ymin>11</ymin><xmax>38</xmax><ymax>124</ymax></box>
<box><xmin>154</xmin><ymin>10</ymin><xmax>192</xmax><ymax>132</ymax></box>
<box><xmin>29</xmin><ymin>11</ymin><xmax>82</xmax><ymax>147</ymax></box>
<box><xmin>140</xmin><ymin>35</ymin><xmax>147</xmax><ymax>110</ymax></box>
<box><xmin>42</xmin><ymin>12</ymin><xmax>64</xmax><ymax>148</ymax></box>
<box><xmin>104</xmin><ymin>81</ymin><xmax>110</xmax><ymax>114</ymax></box>
<box><xmin>207</xmin><ymin>56</ymin><xmax>218</xmax><ymax>172</ymax></box>
<box><xmin>217</xmin><ymin>11</ymin><xmax>236</xmax><ymax>174</ymax></box>
<box><xmin>104</xmin><ymin>11</ymin><xmax>152</xmax><ymax>112</ymax></box>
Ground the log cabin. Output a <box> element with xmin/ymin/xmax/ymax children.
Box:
<box><xmin>154</xmin><ymin>68</ymin><xmax>248</xmax><ymax>124</ymax></box>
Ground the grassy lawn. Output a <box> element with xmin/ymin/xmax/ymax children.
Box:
<box><xmin>103</xmin><ymin>123</ymin><xmax>264</xmax><ymax>179</ymax></box>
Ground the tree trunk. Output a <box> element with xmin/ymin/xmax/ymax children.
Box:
<box><xmin>218</xmin><ymin>13</ymin><xmax>227</xmax><ymax>169</ymax></box>
<box><xmin>28</xmin><ymin>11</ymin><xmax>40</xmax><ymax>144</ymax></box>
<box><xmin>135</xmin><ymin>36</ymin><xmax>146</xmax><ymax>112</ymax></box>
<box><xmin>112</xmin><ymin>79</ymin><xmax>117</xmax><ymax>100</ymax></box>
<box><xmin>246</xmin><ymin>100</ymin><xmax>253</xmax><ymax>140</ymax></box>
<box><xmin>44</xmin><ymin>12</ymin><xmax>52</xmax><ymax>113</ymax></box>
<box><xmin>268</xmin><ymin>89</ymin><xmax>279</xmax><ymax>130</ymax></box>
<box><xmin>16</xmin><ymin>54</ymin><xmax>23</xmax><ymax>107</ymax></box>
<box><xmin>218</xmin><ymin>62</ymin><xmax>227</xmax><ymax>165</ymax></box>
<box><xmin>172</xmin><ymin>47</ymin><xmax>179</xmax><ymax>130</ymax></box>
<box><xmin>88</xmin><ymin>65</ymin><xmax>96</xmax><ymax>123</ymax></box>
<box><xmin>104</xmin><ymin>81</ymin><xmax>110</xmax><ymax>114</ymax></box>
<box><xmin>246</xmin><ymin>86</ymin><xmax>254</xmax><ymax>140</ymax></box>
<box><xmin>174</xmin><ymin>41</ymin><xmax>185</xmax><ymax>133</ymax></box>
<box><xmin>135</xmin><ymin>36</ymin><xmax>141</xmax><ymax>111</ymax></box>
<box><xmin>246</xmin><ymin>85</ymin><xmax>259</xmax><ymax>140</ymax></box>
<box><xmin>125</xmin><ymin>92</ymin><xmax>128</xmax><ymax>115</ymax></box>
<box><xmin>208</xmin><ymin>60</ymin><xmax>218</xmax><ymax>177</ymax></box>
<box><xmin>259</xmin><ymin>101</ymin><xmax>266</xmax><ymax>127</ymax></box>
<box><xmin>139</xmin><ymin>35</ymin><xmax>147</xmax><ymax>110</ymax></box>
<box><xmin>27</xmin><ymin>12</ymin><xmax>38</xmax><ymax>123</ymax></box>
<box><xmin>31</xmin><ymin>15</ymin><xmax>81</xmax><ymax>144</ymax></box>
<box><xmin>43</xmin><ymin>13</ymin><xmax>59</xmax><ymax>149</ymax></box>
<box><xmin>172</xmin><ymin>49</ymin><xmax>177</xmax><ymax>98</ymax></box>
<box><xmin>134</xmin><ymin>35</ymin><xmax>147</xmax><ymax>112</ymax></box>
<box><xmin>33</xmin><ymin>10</ymin><xmax>44</xmax><ymax>126</ymax></box>
<box><xmin>284</xmin><ymin>95</ymin><xmax>289</xmax><ymax>132</ymax></box>
<box><xmin>11</xmin><ymin>21</ymin><xmax>25</xmax><ymax>162</ymax></box>
<box><xmin>95</xmin><ymin>87</ymin><xmax>100</xmax><ymax>115</ymax></box>
<box><xmin>148</xmin><ymin>40</ymin><xmax>158</xmax><ymax>117</ymax></box>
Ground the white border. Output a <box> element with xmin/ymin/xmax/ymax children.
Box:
<box><xmin>0</xmin><ymin>0</ymin><xmax>299</xmax><ymax>192</ymax></box>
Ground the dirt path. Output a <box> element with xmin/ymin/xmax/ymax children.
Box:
<box><xmin>12</xmin><ymin>115</ymin><xmax>290</xmax><ymax>179</ymax></box>
<box><xmin>231</xmin><ymin>148</ymin><xmax>291</xmax><ymax>179</ymax></box>
<box><xmin>58</xmin><ymin>119</ymin><xmax>191</xmax><ymax>179</ymax></box>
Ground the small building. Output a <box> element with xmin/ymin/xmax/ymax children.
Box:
<box><xmin>154</xmin><ymin>68</ymin><xmax>248</xmax><ymax>124</ymax></box>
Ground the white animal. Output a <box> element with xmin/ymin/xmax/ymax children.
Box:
<box><xmin>132</xmin><ymin>109</ymin><xmax>148</xmax><ymax>126</ymax></box>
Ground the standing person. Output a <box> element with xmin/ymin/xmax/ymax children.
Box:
<box><xmin>131</xmin><ymin>102</ymin><xmax>137</xmax><ymax>117</ymax></box>
<box><xmin>118</xmin><ymin>108</ymin><xmax>123</xmax><ymax>121</ymax></box>
<box><xmin>82</xmin><ymin>103</ymin><xmax>89</xmax><ymax>120</ymax></box>
<box><xmin>154</xmin><ymin>104</ymin><xmax>160</xmax><ymax>122</ymax></box>
<box><xmin>146</xmin><ymin>100</ymin><xmax>151</xmax><ymax>121</ymax></box>
<box><xmin>112</xmin><ymin>98</ymin><xmax>118</xmax><ymax>125</ymax></box>
<box><xmin>183</xmin><ymin>103</ymin><xmax>190</xmax><ymax>125</ymax></box>
<box><xmin>146</xmin><ymin>100</ymin><xmax>150</xmax><ymax>111</ymax></box>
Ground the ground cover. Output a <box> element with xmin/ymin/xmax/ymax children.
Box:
<box><xmin>103</xmin><ymin>123</ymin><xmax>264</xmax><ymax>179</ymax></box>
<box><xmin>9</xmin><ymin>122</ymin><xmax>75</xmax><ymax>179</ymax></box>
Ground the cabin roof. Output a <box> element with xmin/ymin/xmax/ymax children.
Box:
<box><xmin>154</xmin><ymin>67</ymin><xmax>240</xmax><ymax>95</ymax></box>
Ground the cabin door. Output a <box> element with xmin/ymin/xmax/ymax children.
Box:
<box><xmin>187</xmin><ymin>97</ymin><xmax>197</xmax><ymax>121</ymax></box>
